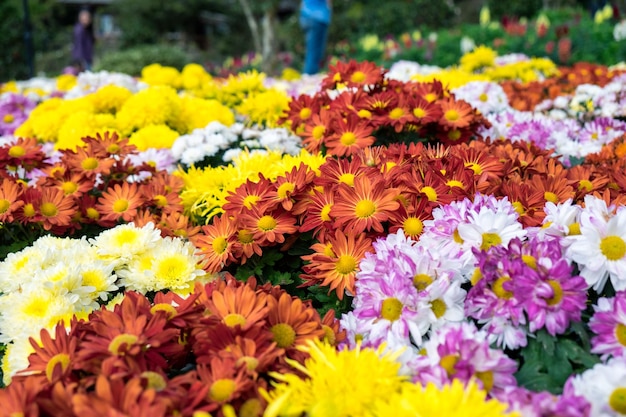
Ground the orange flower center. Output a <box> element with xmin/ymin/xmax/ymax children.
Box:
<box><xmin>45</xmin><ymin>353</ymin><xmax>71</xmax><ymax>382</ymax></box>
<box><xmin>108</xmin><ymin>333</ymin><xmax>138</xmax><ymax>355</ymax></box>
<box><xmin>389</xmin><ymin>107</ymin><xmax>405</xmax><ymax>120</ymax></box>
<box><xmin>492</xmin><ymin>276</ymin><xmax>513</xmax><ymax>299</ymax></box>
<box><xmin>23</xmin><ymin>203</ymin><xmax>36</xmax><ymax>217</ymax></box>
<box><xmin>270</xmin><ymin>323</ymin><xmax>297</xmax><ymax>348</ymax></box>
<box><xmin>340</xmin><ymin>132</ymin><xmax>357</xmax><ymax>146</ymax></box>
<box><xmin>354</xmin><ymin>199</ymin><xmax>376</xmax><ymax>218</ymax></box>
<box><xmin>223</xmin><ymin>313</ymin><xmax>247</xmax><ymax>328</ymax></box>
<box><xmin>335</xmin><ymin>254</ymin><xmax>357</xmax><ymax>275</ymax></box>
<box><xmin>413</xmin><ymin>107</ymin><xmax>426</xmax><ymax>118</ymax></box>
<box><xmin>257</xmin><ymin>215</ymin><xmax>277</xmax><ymax>231</ymax></box>
<box><xmin>312</xmin><ymin>125</ymin><xmax>326</xmax><ymax>140</ymax></box>
<box><xmin>322</xmin><ymin>324</ymin><xmax>336</xmax><ymax>345</ymax></box>
<box><xmin>40</xmin><ymin>202</ymin><xmax>58</xmax><ymax>217</ymax></box>
<box><xmin>81</xmin><ymin>157</ymin><xmax>99</xmax><ymax>171</ymax></box>
<box><xmin>0</xmin><ymin>199</ymin><xmax>10</xmax><ymax>214</ymax></box>
<box><xmin>113</xmin><ymin>199</ymin><xmax>129</xmax><ymax>213</ymax></box>
<box><xmin>446</xmin><ymin>179</ymin><xmax>465</xmax><ymax>189</ymax></box>
<box><xmin>577</xmin><ymin>179</ymin><xmax>593</xmax><ymax>192</ymax></box>
<box><xmin>209</xmin><ymin>378</ymin><xmax>236</xmax><ymax>402</ymax></box>
<box><xmin>616</xmin><ymin>323</ymin><xmax>626</xmax><ymax>347</ymax></box>
<box><xmin>413</xmin><ymin>273</ymin><xmax>433</xmax><ymax>291</ymax></box>
<box><xmin>403</xmin><ymin>217</ymin><xmax>423</xmax><ymax>237</ymax></box>
<box><xmin>3</xmin><ymin>114</ymin><xmax>15</xmax><ymax>123</ymax></box>
<box><xmin>350</xmin><ymin>71</ymin><xmax>366</xmax><ymax>83</ymax></box>
<box><xmin>512</xmin><ymin>201</ymin><xmax>525</xmax><ymax>215</ymax></box>
<box><xmin>299</xmin><ymin>107</ymin><xmax>312</xmax><ymax>120</ymax></box>
<box><xmin>424</xmin><ymin>93</ymin><xmax>437</xmax><ymax>103</ymax></box>
<box><xmin>444</xmin><ymin>109</ymin><xmax>460</xmax><ymax>122</ymax></box>
<box><xmin>61</xmin><ymin>181</ymin><xmax>78</xmax><ymax>195</ymax></box>
<box><xmin>211</xmin><ymin>236</ymin><xmax>228</xmax><ymax>254</ymax></box>
<box><xmin>8</xmin><ymin>145</ymin><xmax>25</xmax><ymax>158</ymax></box>
<box><xmin>380</xmin><ymin>297</ymin><xmax>403</xmax><ymax>322</ymax></box>
<box><xmin>320</xmin><ymin>204</ymin><xmax>332</xmax><ymax>222</ymax></box>
<box><xmin>277</xmin><ymin>182</ymin><xmax>295</xmax><ymax>199</ymax></box>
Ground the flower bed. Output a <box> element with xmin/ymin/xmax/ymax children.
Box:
<box><xmin>1</xmin><ymin>48</ymin><xmax>626</xmax><ymax>416</ymax></box>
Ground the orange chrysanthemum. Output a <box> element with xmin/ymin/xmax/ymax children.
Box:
<box><xmin>300</xmin><ymin>108</ymin><xmax>332</xmax><ymax>153</ymax></box>
<box><xmin>62</xmin><ymin>146</ymin><xmax>115</xmax><ymax>178</ymax></box>
<box><xmin>239</xmin><ymin>207</ymin><xmax>298</xmax><ymax>245</ymax></box>
<box><xmin>331</xmin><ymin>175</ymin><xmax>400</xmax><ymax>234</ymax></box>
<box><xmin>158</xmin><ymin>211</ymin><xmax>201</xmax><ymax>240</ymax></box>
<box><xmin>324</xmin><ymin>115</ymin><xmax>375</xmax><ymax>157</ymax></box>
<box><xmin>408</xmin><ymin>95</ymin><xmax>443</xmax><ymax>125</ymax></box>
<box><xmin>297</xmin><ymin>187</ymin><xmax>335</xmax><ymax>241</ymax></box>
<box><xmin>0</xmin><ymin>177</ymin><xmax>24</xmax><ymax>222</ymax></box>
<box><xmin>223</xmin><ymin>176</ymin><xmax>275</xmax><ymax>217</ymax></box>
<box><xmin>438</xmin><ymin>98</ymin><xmax>475</xmax><ymax>129</ymax></box>
<box><xmin>203</xmin><ymin>284</ymin><xmax>269</xmax><ymax>331</ymax></box>
<box><xmin>38</xmin><ymin>187</ymin><xmax>77</xmax><ymax>231</ymax></box>
<box><xmin>96</xmin><ymin>182</ymin><xmax>144</xmax><ymax>222</ymax></box>
<box><xmin>0</xmin><ymin>137</ymin><xmax>47</xmax><ymax>169</ymax></box>
<box><xmin>196</xmin><ymin>357</ymin><xmax>253</xmax><ymax>407</ymax></box>
<box><xmin>81</xmin><ymin>131</ymin><xmax>136</xmax><ymax>159</ymax></box>
<box><xmin>193</xmin><ymin>215</ymin><xmax>238</xmax><ymax>274</ymax></box>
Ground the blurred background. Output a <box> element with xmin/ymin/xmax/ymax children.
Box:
<box><xmin>2</xmin><ymin>0</ymin><xmax>625</xmax><ymax>82</ymax></box>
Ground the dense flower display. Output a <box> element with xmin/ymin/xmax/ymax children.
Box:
<box><xmin>4</xmin><ymin>44</ymin><xmax>626</xmax><ymax>416</ymax></box>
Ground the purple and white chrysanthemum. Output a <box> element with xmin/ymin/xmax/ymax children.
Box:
<box><xmin>411</xmin><ymin>321</ymin><xmax>518</xmax><ymax>395</ymax></box>
<box><xmin>0</xmin><ymin>93</ymin><xmax>37</xmax><ymax>136</ymax></box>
<box><xmin>451</xmin><ymin>81</ymin><xmax>511</xmax><ymax>115</ymax></box>
<box><xmin>125</xmin><ymin>148</ymin><xmax>177</xmax><ymax>182</ymax></box>
<box><xmin>589</xmin><ymin>291</ymin><xmax>626</xmax><ymax>360</ymax></box>
<box><xmin>495</xmin><ymin>383</ymin><xmax>590</xmax><ymax>417</ymax></box>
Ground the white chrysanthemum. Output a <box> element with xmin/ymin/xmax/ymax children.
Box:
<box><xmin>566</xmin><ymin>197</ymin><xmax>626</xmax><ymax>292</ymax></box>
<box><xmin>90</xmin><ymin>222</ymin><xmax>162</xmax><ymax>267</ymax></box>
<box><xmin>118</xmin><ymin>236</ymin><xmax>207</xmax><ymax>294</ymax></box>
<box><xmin>78</xmin><ymin>261</ymin><xmax>119</xmax><ymax>304</ymax></box>
<box><xmin>0</xmin><ymin>246</ymin><xmax>42</xmax><ymax>293</ymax></box>
<box><xmin>421</xmin><ymin>278</ymin><xmax>467</xmax><ymax>333</ymax></box>
<box><xmin>1</xmin><ymin>338</ymin><xmax>35</xmax><ymax>385</ymax></box>
<box><xmin>538</xmin><ymin>199</ymin><xmax>582</xmax><ymax>240</ymax></box>
<box><xmin>452</xmin><ymin>81</ymin><xmax>511</xmax><ymax>115</ymax></box>
<box><xmin>64</xmin><ymin>70</ymin><xmax>144</xmax><ymax>98</ymax></box>
<box><xmin>457</xmin><ymin>208</ymin><xmax>527</xmax><ymax>252</ymax></box>
<box><xmin>571</xmin><ymin>357</ymin><xmax>626</xmax><ymax>417</ymax></box>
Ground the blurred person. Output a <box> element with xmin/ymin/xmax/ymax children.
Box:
<box><xmin>300</xmin><ymin>0</ymin><xmax>331</xmax><ymax>75</ymax></box>
<box><xmin>72</xmin><ymin>7</ymin><xmax>95</xmax><ymax>72</ymax></box>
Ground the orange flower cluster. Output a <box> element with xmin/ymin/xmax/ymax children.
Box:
<box><xmin>0</xmin><ymin>133</ymin><xmax>198</xmax><ymax>239</ymax></box>
<box><xmin>501</xmin><ymin>62</ymin><xmax>622</xmax><ymax>111</ymax></box>
<box><xmin>0</xmin><ymin>275</ymin><xmax>344</xmax><ymax>417</ymax></box>
<box><xmin>280</xmin><ymin>60</ymin><xmax>490</xmax><ymax>156</ymax></box>
<box><xmin>194</xmin><ymin>137</ymin><xmax>626</xmax><ymax>300</ymax></box>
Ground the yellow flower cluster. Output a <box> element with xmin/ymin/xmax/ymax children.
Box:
<box><xmin>261</xmin><ymin>339</ymin><xmax>518</xmax><ymax>417</ymax></box>
<box><xmin>412</xmin><ymin>46</ymin><xmax>558</xmax><ymax>89</ymax></box>
<box><xmin>177</xmin><ymin>149</ymin><xmax>327</xmax><ymax>222</ymax></box>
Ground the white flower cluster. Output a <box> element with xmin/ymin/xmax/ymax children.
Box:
<box><xmin>614</xmin><ymin>19</ymin><xmax>626</xmax><ymax>41</ymax></box>
<box><xmin>171</xmin><ymin>121</ymin><xmax>303</xmax><ymax>166</ymax></box>
<box><xmin>452</xmin><ymin>81</ymin><xmax>512</xmax><ymax>115</ymax></box>
<box><xmin>385</xmin><ymin>61</ymin><xmax>442</xmax><ymax>82</ymax></box>
<box><xmin>64</xmin><ymin>70</ymin><xmax>147</xmax><ymax>99</ymax></box>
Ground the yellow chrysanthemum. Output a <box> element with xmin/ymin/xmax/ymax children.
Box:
<box><xmin>128</xmin><ymin>124</ymin><xmax>180</xmax><ymax>150</ymax></box>
<box><xmin>460</xmin><ymin>45</ymin><xmax>498</xmax><ymax>73</ymax></box>
<box><xmin>56</xmin><ymin>74</ymin><xmax>77</xmax><ymax>92</ymax></box>
<box><xmin>56</xmin><ymin>111</ymin><xmax>118</xmax><ymax>150</ymax></box>
<box><xmin>88</xmin><ymin>84</ymin><xmax>133</xmax><ymax>113</ymax></box>
<box><xmin>235</xmin><ymin>89</ymin><xmax>290</xmax><ymax>127</ymax></box>
<box><xmin>141</xmin><ymin>63</ymin><xmax>182</xmax><ymax>88</ymax></box>
<box><xmin>262</xmin><ymin>339</ymin><xmax>408</xmax><ymax>417</ymax></box>
<box><xmin>181</xmin><ymin>63</ymin><xmax>213</xmax><ymax>91</ymax></box>
<box><xmin>28</xmin><ymin>97</ymin><xmax>94</xmax><ymax>142</ymax></box>
<box><xmin>173</xmin><ymin>96</ymin><xmax>234</xmax><ymax>134</ymax></box>
<box><xmin>218</xmin><ymin>70</ymin><xmax>266</xmax><ymax>107</ymax></box>
<box><xmin>281</xmin><ymin>67</ymin><xmax>301</xmax><ymax>81</ymax></box>
<box><xmin>115</xmin><ymin>85</ymin><xmax>182</xmax><ymax>135</ymax></box>
<box><xmin>1</xmin><ymin>81</ymin><xmax>18</xmax><ymax>94</ymax></box>
<box><xmin>411</xmin><ymin>69</ymin><xmax>489</xmax><ymax>89</ymax></box>
<box><xmin>373</xmin><ymin>379</ymin><xmax>519</xmax><ymax>417</ymax></box>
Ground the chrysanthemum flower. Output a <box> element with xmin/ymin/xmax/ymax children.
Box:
<box><xmin>204</xmin><ymin>284</ymin><xmax>268</xmax><ymax>332</ymax></box>
<box><xmin>239</xmin><ymin>207</ymin><xmax>298</xmax><ymax>245</ymax></box>
<box><xmin>324</xmin><ymin>114</ymin><xmax>375</xmax><ymax>157</ymax></box>
<box><xmin>570</xmin><ymin>356</ymin><xmax>626</xmax><ymax>417</ymax></box>
<box><xmin>96</xmin><ymin>182</ymin><xmax>144</xmax><ymax>223</ymax></box>
<box><xmin>90</xmin><ymin>222</ymin><xmax>162</xmax><ymax>266</ymax></box>
<box><xmin>197</xmin><ymin>357</ymin><xmax>253</xmax><ymax>407</ymax></box>
<box><xmin>37</xmin><ymin>188</ymin><xmax>76</xmax><ymax>231</ymax></box>
<box><xmin>193</xmin><ymin>215</ymin><xmax>237</xmax><ymax>274</ymax></box>
<box><xmin>590</xmin><ymin>291</ymin><xmax>626</xmax><ymax>360</ymax></box>
<box><xmin>332</xmin><ymin>175</ymin><xmax>400</xmax><ymax>235</ymax></box>
<box><xmin>62</xmin><ymin>146</ymin><xmax>115</xmax><ymax>178</ymax></box>
<box><xmin>0</xmin><ymin>137</ymin><xmax>46</xmax><ymax>169</ymax></box>
<box><xmin>0</xmin><ymin>177</ymin><xmax>24</xmax><ymax>222</ymax></box>
<box><xmin>438</xmin><ymin>98</ymin><xmax>476</xmax><ymax>129</ymax></box>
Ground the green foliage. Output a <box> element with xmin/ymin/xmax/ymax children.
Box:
<box><xmin>93</xmin><ymin>44</ymin><xmax>195</xmax><ymax>76</ymax></box>
<box><xmin>0</xmin><ymin>1</ymin><xmax>28</xmax><ymax>81</ymax></box>
<box><xmin>487</xmin><ymin>0</ymin><xmax>544</xmax><ymax>19</ymax></box>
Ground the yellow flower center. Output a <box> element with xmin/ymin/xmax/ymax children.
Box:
<box><xmin>323</xmin><ymin>243</ymin><xmax>335</xmax><ymax>257</ymax></box>
<box><xmin>209</xmin><ymin>378</ymin><xmax>237</xmax><ymax>402</ymax></box>
<box><xmin>522</xmin><ymin>254</ymin><xmax>537</xmax><ymax>269</ymax></box>
<box><xmin>0</xmin><ymin>199</ymin><xmax>10</xmax><ymax>214</ymax></box>
<box><xmin>465</xmin><ymin>162</ymin><xmax>483</xmax><ymax>175</ymax></box>
<box><xmin>277</xmin><ymin>182</ymin><xmax>295</xmax><ymax>199</ymax></box>
<box><xmin>212</xmin><ymin>236</ymin><xmax>228</xmax><ymax>254</ymax></box>
<box><xmin>112</xmin><ymin>199</ymin><xmax>129</xmax><ymax>213</ymax></box>
<box><xmin>150</xmin><ymin>303</ymin><xmax>178</xmax><ymax>319</ymax></box>
<box><xmin>4</xmin><ymin>114</ymin><xmax>15</xmax><ymax>123</ymax></box>
<box><xmin>61</xmin><ymin>181</ymin><xmax>78</xmax><ymax>195</ymax></box>
<box><xmin>512</xmin><ymin>201</ymin><xmax>525</xmax><ymax>215</ymax></box>
<box><xmin>312</xmin><ymin>125</ymin><xmax>325</xmax><ymax>140</ymax></box>
<box><xmin>475</xmin><ymin>370</ymin><xmax>494</xmax><ymax>392</ymax></box>
<box><xmin>413</xmin><ymin>273</ymin><xmax>433</xmax><ymax>291</ymax></box>
<box><xmin>223</xmin><ymin>313</ymin><xmax>247</xmax><ymax>328</ymax></box>
<box><xmin>578</xmin><ymin>179</ymin><xmax>593</xmax><ymax>192</ymax></box>
<box><xmin>380</xmin><ymin>297</ymin><xmax>403</xmax><ymax>322</ymax></box>
<box><xmin>453</xmin><ymin>229</ymin><xmax>464</xmax><ymax>244</ymax></box>
<box><xmin>568</xmin><ymin>222</ymin><xmax>581</xmax><ymax>235</ymax></box>
<box><xmin>544</xmin><ymin>191</ymin><xmax>558</xmax><ymax>203</ymax></box>
<box><xmin>23</xmin><ymin>203</ymin><xmax>36</xmax><ymax>217</ymax></box>
<box><xmin>546</xmin><ymin>280</ymin><xmax>564</xmax><ymax>306</ymax></box>
<box><xmin>480</xmin><ymin>232</ymin><xmax>502</xmax><ymax>251</ymax></box>
<box><xmin>609</xmin><ymin>387</ymin><xmax>626</xmax><ymax>414</ymax></box>
<box><xmin>86</xmin><ymin>207</ymin><xmax>100</xmax><ymax>219</ymax></box>
<box><xmin>154</xmin><ymin>195</ymin><xmax>168</xmax><ymax>207</ymax></box>
<box><xmin>479</xmin><ymin>93</ymin><xmax>489</xmax><ymax>102</ymax></box>
<box><xmin>299</xmin><ymin>107</ymin><xmax>312</xmax><ymax>120</ymax></box>
<box><xmin>335</xmin><ymin>255</ymin><xmax>357</xmax><ymax>275</ymax></box>
<box><xmin>425</xmin><ymin>93</ymin><xmax>437</xmax><ymax>102</ymax></box>
<box><xmin>106</xmin><ymin>144</ymin><xmax>120</xmax><ymax>154</ymax></box>
<box><xmin>257</xmin><ymin>215</ymin><xmax>277</xmax><ymax>231</ymax></box>
<box><xmin>270</xmin><ymin>323</ymin><xmax>296</xmax><ymax>348</ymax></box>
<box><xmin>421</xmin><ymin>186</ymin><xmax>438</xmax><ymax>202</ymax></box>
<box><xmin>155</xmin><ymin>255</ymin><xmax>188</xmax><ymax>282</ymax></box>
<box><xmin>413</xmin><ymin>107</ymin><xmax>427</xmax><ymax>118</ymax></box>
<box><xmin>45</xmin><ymin>353</ymin><xmax>71</xmax><ymax>382</ymax></box>
<box><xmin>140</xmin><ymin>371</ymin><xmax>167</xmax><ymax>391</ymax></box>
<box><xmin>448</xmin><ymin>130</ymin><xmax>462</xmax><ymax>141</ymax></box>
<box><xmin>8</xmin><ymin>145</ymin><xmax>25</xmax><ymax>158</ymax></box>
<box><xmin>108</xmin><ymin>333</ymin><xmax>138</xmax><ymax>355</ymax></box>
<box><xmin>440</xmin><ymin>354</ymin><xmax>459</xmax><ymax>376</ymax></box>
<box><xmin>471</xmin><ymin>268</ymin><xmax>483</xmax><ymax>285</ymax></box>
<box><xmin>389</xmin><ymin>107</ymin><xmax>405</xmax><ymax>120</ymax></box>
<box><xmin>492</xmin><ymin>276</ymin><xmax>513</xmax><ymax>299</ymax></box>
<box><xmin>350</xmin><ymin>71</ymin><xmax>366</xmax><ymax>83</ymax></box>
<box><xmin>354</xmin><ymin>199</ymin><xmax>376</xmax><ymax>218</ymax></box>
<box><xmin>320</xmin><ymin>204</ymin><xmax>332</xmax><ymax>222</ymax></box>
<box><xmin>444</xmin><ymin>109</ymin><xmax>460</xmax><ymax>122</ymax></box>
<box><xmin>340</xmin><ymin>132</ymin><xmax>357</xmax><ymax>146</ymax></box>
<box><xmin>358</xmin><ymin>109</ymin><xmax>372</xmax><ymax>118</ymax></box>
<box><xmin>238</xmin><ymin>229</ymin><xmax>254</xmax><ymax>244</ymax></box>
<box><xmin>243</xmin><ymin>195</ymin><xmax>260</xmax><ymax>209</ymax></box>
<box><xmin>431</xmin><ymin>299</ymin><xmax>447</xmax><ymax>318</ymax></box>
<box><xmin>240</xmin><ymin>399</ymin><xmax>263</xmax><ymax>417</ymax></box>
<box><xmin>615</xmin><ymin>323</ymin><xmax>626</xmax><ymax>346</ymax></box>
<box><xmin>322</xmin><ymin>324</ymin><xmax>336</xmax><ymax>345</ymax></box>
<box><xmin>339</xmin><ymin>173</ymin><xmax>355</xmax><ymax>186</ymax></box>
<box><xmin>40</xmin><ymin>202</ymin><xmax>58</xmax><ymax>217</ymax></box>
<box><xmin>403</xmin><ymin>217</ymin><xmax>423</xmax><ymax>237</ymax></box>
<box><xmin>446</xmin><ymin>180</ymin><xmax>465</xmax><ymax>189</ymax></box>
<box><xmin>600</xmin><ymin>235</ymin><xmax>626</xmax><ymax>260</ymax></box>
<box><xmin>81</xmin><ymin>157</ymin><xmax>99</xmax><ymax>171</ymax></box>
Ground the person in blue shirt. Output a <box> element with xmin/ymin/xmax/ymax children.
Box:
<box><xmin>71</xmin><ymin>8</ymin><xmax>95</xmax><ymax>72</ymax></box>
<box><xmin>300</xmin><ymin>0</ymin><xmax>331</xmax><ymax>74</ymax></box>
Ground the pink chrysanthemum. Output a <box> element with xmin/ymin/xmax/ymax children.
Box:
<box><xmin>589</xmin><ymin>291</ymin><xmax>626</xmax><ymax>360</ymax></box>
